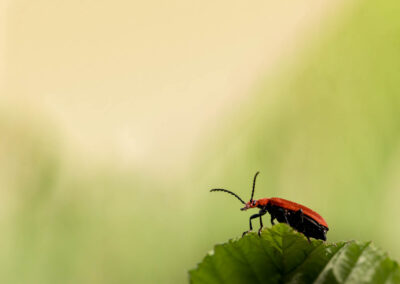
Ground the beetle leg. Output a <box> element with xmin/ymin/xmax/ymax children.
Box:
<box><xmin>249</xmin><ymin>213</ymin><xmax>258</xmax><ymax>230</ymax></box>
<box><xmin>292</xmin><ymin>209</ymin><xmax>313</xmax><ymax>242</ymax></box>
<box><xmin>283</xmin><ymin>210</ymin><xmax>289</xmax><ymax>224</ymax></box>
<box><xmin>258</xmin><ymin>215</ymin><xmax>264</xmax><ymax>236</ymax></box>
<box><xmin>257</xmin><ymin>209</ymin><xmax>268</xmax><ymax>236</ymax></box>
<box><xmin>275</xmin><ymin>207</ymin><xmax>290</xmax><ymax>225</ymax></box>
<box><xmin>242</xmin><ymin>213</ymin><xmax>258</xmax><ymax>236</ymax></box>
<box><xmin>243</xmin><ymin>211</ymin><xmax>266</xmax><ymax>237</ymax></box>
<box><xmin>293</xmin><ymin>209</ymin><xmax>305</xmax><ymax>233</ymax></box>
<box><xmin>298</xmin><ymin>209</ymin><xmax>304</xmax><ymax>223</ymax></box>
<box><xmin>270</xmin><ymin>215</ymin><xmax>275</xmax><ymax>225</ymax></box>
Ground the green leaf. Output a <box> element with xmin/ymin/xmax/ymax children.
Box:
<box><xmin>189</xmin><ymin>224</ymin><xmax>400</xmax><ymax>284</ymax></box>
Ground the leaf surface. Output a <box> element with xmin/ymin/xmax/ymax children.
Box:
<box><xmin>189</xmin><ymin>224</ymin><xmax>400</xmax><ymax>284</ymax></box>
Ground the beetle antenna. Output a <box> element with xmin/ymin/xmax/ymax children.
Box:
<box><xmin>250</xmin><ymin>171</ymin><xmax>260</xmax><ymax>202</ymax></box>
<box><xmin>210</xmin><ymin>188</ymin><xmax>246</xmax><ymax>205</ymax></box>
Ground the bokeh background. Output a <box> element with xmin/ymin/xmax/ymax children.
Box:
<box><xmin>1</xmin><ymin>0</ymin><xmax>400</xmax><ymax>283</ymax></box>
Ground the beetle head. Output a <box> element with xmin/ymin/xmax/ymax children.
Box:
<box><xmin>241</xmin><ymin>199</ymin><xmax>258</xmax><ymax>211</ymax></box>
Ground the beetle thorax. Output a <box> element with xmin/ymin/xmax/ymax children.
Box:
<box><xmin>255</xmin><ymin>198</ymin><xmax>270</xmax><ymax>207</ymax></box>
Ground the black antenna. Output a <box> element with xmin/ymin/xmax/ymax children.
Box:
<box><xmin>210</xmin><ymin>188</ymin><xmax>246</xmax><ymax>205</ymax></box>
<box><xmin>250</xmin><ymin>171</ymin><xmax>260</xmax><ymax>202</ymax></box>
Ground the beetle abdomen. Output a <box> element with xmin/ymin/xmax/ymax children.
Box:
<box><xmin>267</xmin><ymin>203</ymin><xmax>328</xmax><ymax>241</ymax></box>
<box><xmin>269</xmin><ymin>197</ymin><xmax>328</xmax><ymax>228</ymax></box>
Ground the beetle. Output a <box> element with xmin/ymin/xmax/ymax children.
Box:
<box><xmin>210</xmin><ymin>172</ymin><xmax>329</xmax><ymax>241</ymax></box>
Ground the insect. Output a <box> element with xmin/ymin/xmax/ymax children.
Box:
<box><xmin>210</xmin><ymin>172</ymin><xmax>329</xmax><ymax>241</ymax></box>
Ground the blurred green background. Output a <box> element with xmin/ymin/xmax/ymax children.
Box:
<box><xmin>2</xmin><ymin>0</ymin><xmax>400</xmax><ymax>283</ymax></box>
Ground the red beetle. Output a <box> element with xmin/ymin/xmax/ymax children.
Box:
<box><xmin>211</xmin><ymin>172</ymin><xmax>329</xmax><ymax>241</ymax></box>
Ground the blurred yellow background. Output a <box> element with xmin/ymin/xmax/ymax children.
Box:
<box><xmin>2</xmin><ymin>0</ymin><xmax>400</xmax><ymax>283</ymax></box>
